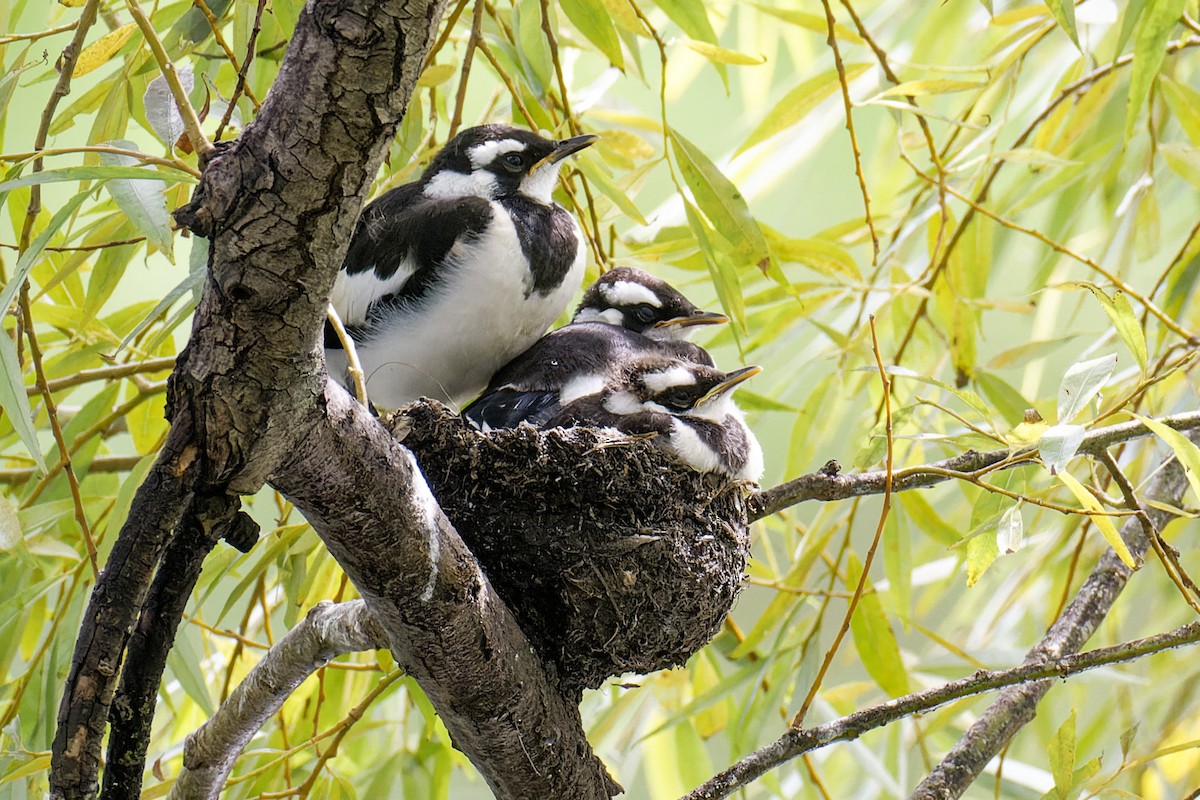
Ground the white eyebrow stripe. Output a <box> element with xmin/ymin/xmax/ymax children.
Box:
<box><xmin>641</xmin><ymin>365</ymin><xmax>696</xmax><ymax>393</ymax></box>
<box><xmin>603</xmin><ymin>280</ymin><xmax>662</xmax><ymax>308</ymax></box>
<box><xmin>468</xmin><ymin>139</ymin><xmax>526</xmax><ymax>169</ymax></box>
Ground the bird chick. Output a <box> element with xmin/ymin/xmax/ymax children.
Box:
<box><xmin>544</xmin><ymin>357</ymin><xmax>764</xmax><ymax>482</ymax></box>
<box><xmin>461</xmin><ymin>267</ymin><xmax>727</xmax><ymax>430</ymax></box>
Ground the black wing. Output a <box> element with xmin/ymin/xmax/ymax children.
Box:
<box><xmin>462</xmin><ymin>388</ymin><xmax>564</xmax><ymax>431</ymax></box>
<box><xmin>327</xmin><ymin>189</ymin><xmax>495</xmax><ymax>344</ymax></box>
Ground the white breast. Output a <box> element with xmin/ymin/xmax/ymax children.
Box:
<box><xmin>345</xmin><ymin>204</ymin><xmax>584</xmax><ymax>409</ymax></box>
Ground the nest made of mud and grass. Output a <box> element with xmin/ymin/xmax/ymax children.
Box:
<box><xmin>391</xmin><ymin>400</ymin><xmax>751</xmax><ymax>695</ymax></box>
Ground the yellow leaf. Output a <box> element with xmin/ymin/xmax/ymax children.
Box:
<box><xmin>416</xmin><ymin>63</ymin><xmax>456</xmax><ymax>88</ymax></box>
<box><xmin>875</xmin><ymin>79</ymin><xmax>987</xmax><ymax>99</ymax></box>
<box><xmin>59</xmin><ymin>0</ymin><xmax>88</xmax><ymax>5</ymax></box>
<box><xmin>73</xmin><ymin>24</ymin><xmax>137</xmax><ymax>78</ymax></box>
<box><xmin>1057</xmin><ymin>471</ymin><xmax>1138</xmax><ymax>568</ymax></box>
<box><xmin>1132</xmin><ymin>414</ymin><xmax>1200</xmax><ymax>504</ymax></box>
<box><xmin>682</xmin><ymin>40</ymin><xmax>766</xmax><ymax>66</ymax></box>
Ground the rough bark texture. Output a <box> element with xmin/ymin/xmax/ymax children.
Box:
<box><xmin>48</xmin><ymin>0</ymin><xmax>628</xmax><ymax>797</ymax></box>
<box><xmin>272</xmin><ymin>388</ymin><xmax>622</xmax><ymax>798</ymax></box>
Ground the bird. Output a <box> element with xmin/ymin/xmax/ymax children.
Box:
<box><xmin>461</xmin><ymin>267</ymin><xmax>728</xmax><ymax>431</ymax></box>
<box><xmin>543</xmin><ymin>357</ymin><xmax>764</xmax><ymax>481</ymax></box>
<box><xmin>324</xmin><ymin>124</ymin><xmax>598</xmax><ymax>409</ymax></box>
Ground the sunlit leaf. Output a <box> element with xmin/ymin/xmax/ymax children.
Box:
<box><xmin>670</xmin><ymin>128</ymin><xmax>770</xmax><ymax>273</ymax></box>
<box><xmin>1058</xmin><ymin>471</ymin><xmax>1138</xmax><ymax>568</ymax></box>
<box><xmin>1049</xmin><ymin>709</ymin><xmax>1077</xmax><ymax>798</ymax></box>
<box><xmin>72</xmin><ymin>24</ymin><xmax>137</xmax><ymax>78</ymax></box>
<box><xmin>1038</xmin><ymin>424</ymin><xmax>1086</xmax><ymax>474</ymax></box>
<box><xmin>683</xmin><ymin>200</ymin><xmax>745</xmax><ymax>329</ymax></box>
<box><xmin>764</xmin><ymin>227</ymin><xmax>861</xmax><ymax>282</ymax></box>
<box><xmin>1124</xmin><ymin>0</ymin><xmax>1188</xmax><ymax>141</ymax></box>
<box><xmin>1043</xmin><ymin>0</ymin><xmax>1080</xmax><ymax>48</ymax></box>
<box><xmin>560</xmin><ymin>0</ymin><xmax>625</xmax><ymax>67</ymax></box>
<box><xmin>1161</xmin><ymin>143</ymin><xmax>1200</xmax><ymax>189</ymax></box>
<box><xmin>100</xmin><ymin>141</ymin><xmax>175</xmax><ymax>261</ymax></box>
<box><xmin>1132</xmin><ymin>414</ymin><xmax>1200</xmax><ymax>503</ymax></box>
<box><xmin>682</xmin><ymin>40</ymin><xmax>766</xmax><ymax>66</ymax></box>
<box><xmin>873</xmin><ymin>79</ymin><xmax>987</xmax><ymax>99</ymax></box>
<box><xmin>0</xmin><ymin>333</ymin><xmax>45</xmax><ymax>473</ymax></box>
<box><xmin>0</xmin><ymin>165</ymin><xmax>195</xmax><ymax>193</ymax></box>
<box><xmin>416</xmin><ymin>63</ymin><xmax>457</xmax><ymax>88</ymax></box>
<box><xmin>1056</xmin><ymin>353</ymin><xmax>1117</xmax><ymax>423</ymax></box>
<box><xmin>747</xmin><ymin>5</ymin><xmax>863</xmax><ymax>42</ymax></box>
<box><xmin>738</xmin><ymin>65</ymin><xmax>870</xmax><ymax>154</ymax></box>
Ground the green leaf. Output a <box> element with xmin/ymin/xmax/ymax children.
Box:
<box><xmin>1160</xmin><ymin>76</ymin><xmax>1200</xmax><ymax>146</ymax></box>
<box><xmin>514</xmin><ymin>0</ymin><xmax>554</xmax><ymax>92</ymax></box>
<box><xmin>559</xmin><ymin>0</ymin><xmax>624</xmax><ymax>68</ymax></box>
<box><xmin>1043</xmin><ymin>0</ymin><xmax>1080</xmax><ymax>48</ymax></box>
<box><xmin>1125</xmin><ymin>0</ymin><xmax>1188</xmax><ymax>141</ymax></box>
<box><xmin>100</xmin><ymin>141</ymin><xmax>175</xmax><ymax>261</ymax></box>
<box><xmin>845</xmin><ymin>554</ymin><xmax>909</xmax><ymax>697</ymax></box>
<box><xmin>116</xmin><ymin>258</ymin><xmax>205</xmax><ymax>354</ymax></box>
<box><xmin>653</xmin><ymin>0</ymin><xmax>727</xmax><ymax>87</ymax></box>
<box><xmin>167</xmin><ymin>626</ymin><xmax>215</xmax><ymax>715</ymax></box>
<box><xmin>575</xmin><ymin>154</ymin><xmax>647</xmax><ymax>225</ymax></box>
<box><xmin>966</xmin><ymin>494</ymin><xmax>1002</xmax><ymax>586</ymax></box>
<box><xmin>1161</xmin><ymin>143</ymin><xmax>1200</xmax><ymax>189</ymax></box>
<box><xmin>738</xmin><ymin>65</ymin><xmax>869</xmax><ymax>155</ymax></box>
<box><xmin>0</xmin><ymin>333</ymin><xmax>45</xmax><ymax>471</ymax></box>
<box><xmin>682</xmin><ymin>40</ymin><xmax>766</xmax><ymax>66</ymax></box>
<box><xmin>683</xmin><ymin>200</ymin><xmax>745</xmax><ymax>329</ymax></box>
<box><xmin>669</xmin><ymin>128</ymin><xmax>770</xmax><ymax>273</ymax></box>
<box><xmin>764</xmin><ymin>228</ymin><xmax>861</xmax><ymax>282</ymax></box>
<box><xmin>1057</xmin><ymin>353</ymin><xmax>1117</xmax><ymax>423</ymax></box>
<box><xmin>1133</xmin><ymin>414</ymin><xmax>1200</xmax><ymax>503</ymax></box>
<box><xmin>1058</xmin><ymin>471</ymin><xmax>1138</xmax><ymax>568</ymax></box>
<box><xmin>0</xmin><ymin>165</ymin><xmax>195</xmax><ymax>193</ymax></box>
<box><xmin>1049</xmin><ymin>709</ymin><xmax>1077</xmax><ymax>799</ymax></box>
<box><xmin>1114</xmin><ymin>0</ymin><xmax>1149</xmax><ymax>56</ymax></box>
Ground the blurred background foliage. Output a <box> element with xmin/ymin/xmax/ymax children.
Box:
<box><xmin>1</xmin><ymin>0</ymin><xmax>1199</xmax><ymax>797</ymax></box>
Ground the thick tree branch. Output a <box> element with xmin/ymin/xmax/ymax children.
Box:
<box><xmin>908</xmin><ymin>432</ymin><xmax>1199</xmax><ymax>799</ymax></box>
<box><xmin>688</xmin><ymin>435</ymin><xmax>1198</xmax><ymax>799</ymax></box>
<box><xmin>271</xmin><ymin>386</ymin><xmax>621</xmax><ymax>799</ymax></box>
<box><xmin>749</xmin><ymin>410</ymin><xmax>1200</xmax><ymax>521</ymax></box>
<box><xmin>683</xmin><ymin>620</ymin><xmax>1200</xmax><ymax>800</ymax></box>
<box><xmin>170</xmin><ymin>600</ymin><xmax>387</xmax><ymax>800</ymax></box>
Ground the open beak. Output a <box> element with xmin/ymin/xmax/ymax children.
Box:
<box><xmin>530</xmin><ymin>133</ymin><xmax>599</xmax><ymax>173</ymax></box>
<box><xmin>697</xmin><ymin>365</ymin><xmax>762</xmax><ymax>406</ymax></box>
<box><xmin>653</xmin><ymin>310</ymin><xmax>730</xmax><ymax>330</ymax></box>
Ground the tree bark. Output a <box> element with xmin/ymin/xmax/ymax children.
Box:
<box><xmin>52</xmin><ymin>0</ymin><xmax>616</xmax><ymax>797</ymax></box>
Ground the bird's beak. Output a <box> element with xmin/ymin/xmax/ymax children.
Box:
<box><xmin>530</xmin><ymin>134</ymin><xmax>599</xmax><ymax>174</ymax></box>
<box><xmin>698</xmin><ymin>365</ymin><xmax>762</xmax><ymax>406</ymax></box>
<box><xmin>653</xmin><ymin>310</ymin><xmax>730</xmax><ymax>330</ymax></box>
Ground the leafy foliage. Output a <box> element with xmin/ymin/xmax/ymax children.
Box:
<box><xmin>2</xmin><ymin>0</ymin><xmax>1199</xmax><ymax>797</ymax></box>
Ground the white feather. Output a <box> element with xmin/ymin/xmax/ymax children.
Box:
<box><xmin>641</xmin><ymin>365</ymin><xmax>696</xmax><ymax>393</ymax></box>
<box><xmin>572</xmin><ymin>307</ymin><xmax>624</xmax><ymax>326</ymax></box>
<box><xmin>603</xmin><ymin>280</ymin><xmax>662</xmax><ymax>307</ymax></box>
<box><xmin>518</xmin><ymin>163</ymin><xmax>563</xmax><ymax>204</ymax></box>
<box><xmin>559</xmin><ymin>373</ymin><xmax>606</xmax><ymax>404</ymax></box>
<box><xmin>329</xmin><ymin>263</ymin><xmax>417</xmax><ymax>326</ymax></box>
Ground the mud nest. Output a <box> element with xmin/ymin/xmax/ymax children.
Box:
<box><xmin>391</xmin><ymin>400</ymin><xmax>751</xmax><ymax>695</ymax></box>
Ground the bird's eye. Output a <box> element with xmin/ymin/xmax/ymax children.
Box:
<box><xmin>659</xmin><ymin>391</ymin><xmax>693</xmax><ymax>412</ymax></box>
<box><xmin>632</xmin><ymin>305</ymin><xmax>658</xmax><ymax>324</ymax></box>
<box><xmin>501</xmin><ymin>153</ymin><xmax>525</xmax><ymax>172</ymax></box>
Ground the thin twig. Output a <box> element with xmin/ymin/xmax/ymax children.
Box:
<box><xmin>191</xmin><ymin>0</ymin><xmax>261</xmax><ymax>108</ymax></box>
<box><xmin>216</xmin><ymin>0</ymin><xmax>268</xmax><ymax>140</ymax></box>
<box><xmin>325</xmin><ymin>305</ymin><xmax>368</xmax><ymax>406</ymax></box>
<box><xmin>0</xmin><ymin>22</ymin><xmax>80</xmax><ymax>45</ymax></box>
<box><xmin>25</xmin><ymin>355</ymin><xmax>175</xmax><ymax>395</ymax></box>
<box><xmin>748</xmin><ymin>410</ymin><xmax>1200</xmax><ymax>521</ymax></box>
<box><xmin>447</xmin><ymin>0</ymin><xmax>484</xmax><ymax>138</ymax></box>
<box><xmin>1096</xmin><ymin>450</ymin><xmax>1200</xmax><ymax>613</ymax></box>
<box><xmin>791</xmin><ymin>317</ymin><xmax>893</xmax><ymax>727</ymax></box>
<box><xmin>3</xmin><ymin>144</ymin><xmax>200</xmax><ymax>176</ymax></box>
<box><xmin>819</xmin><ymin>0</ymin><xmax>878</xmax><ymax>263</ymax></box>
<box><xmin>20</xmin><ymin>289</ymin><xmax>99</xmax><ymax>577</ymax></box>
<box><xmin>126</xmin><ymin>0</ymin><xmax>215</xmax><ymax>160</ymax></box>
<box><xmin>0</xmin><ymin>235</ymin><xmax>147</xmax><ymax>252</ymax></box>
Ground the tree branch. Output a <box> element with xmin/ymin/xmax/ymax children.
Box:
<box><xmin>683</xmin><ymin>620</ymin><xmax>1200</xmax><ymax>800</ymax></box>
<box><xmin>748</xmin><ymin>410</ymin><xmax>1200</xmax><ymax>521</ymax></box>
<box><xmin>908</xmin><ymin>431</ymin><xmax>1200</xmax><ymax>799</ymax></box>
<box><xmin>170</xmin><ymin>600</ymin><xmax>387</xmax><ymax>800</ymax></box>
<box><xmin>270</xmin><ymin>386</ymin><xmax>621</xmax><ymax>799</ymax></box>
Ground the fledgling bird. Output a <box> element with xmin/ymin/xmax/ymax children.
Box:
<box><xmin>461</xmin><ymin>267</ymin><xmax>727</xmax><ymax>430</ymax></box>
<box><xmin>543</xmin><ymin>357</ymin><xmax>764</xmax><ymax>482</ymax></box>
<box><xmin>324</xmin><ymin>124</ymin><xmax>597</xmax><ymax>408</ymax></box>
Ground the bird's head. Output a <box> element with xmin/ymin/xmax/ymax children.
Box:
<box><xmin>422</xmin><ymin>124</ymin><xmax>597</xmax><ymax>204</ymax></box>
<box><xmin>573</xmin><ymin>267</ymin><xmax>728</xmax><ymax>337</ymax></box>
<box><xmin>604</xmin><ymin>359</ymin><xmax>760</xmax><ymax>420</ymax></box>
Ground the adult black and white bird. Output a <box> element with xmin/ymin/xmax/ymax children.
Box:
<box><xmin>461</xmin><ymin>267</ymin><xmax>727</xmax><ymax>430</ymax></box>
<box><xmin>543</xmin><ymin>357</ymin><xmax>764</xmax><ymax>481</ymax></box>
<box><xmin>324</xmin><ymin>124</ymin><xmax>597</xmax><ymax>408</ymax></box>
